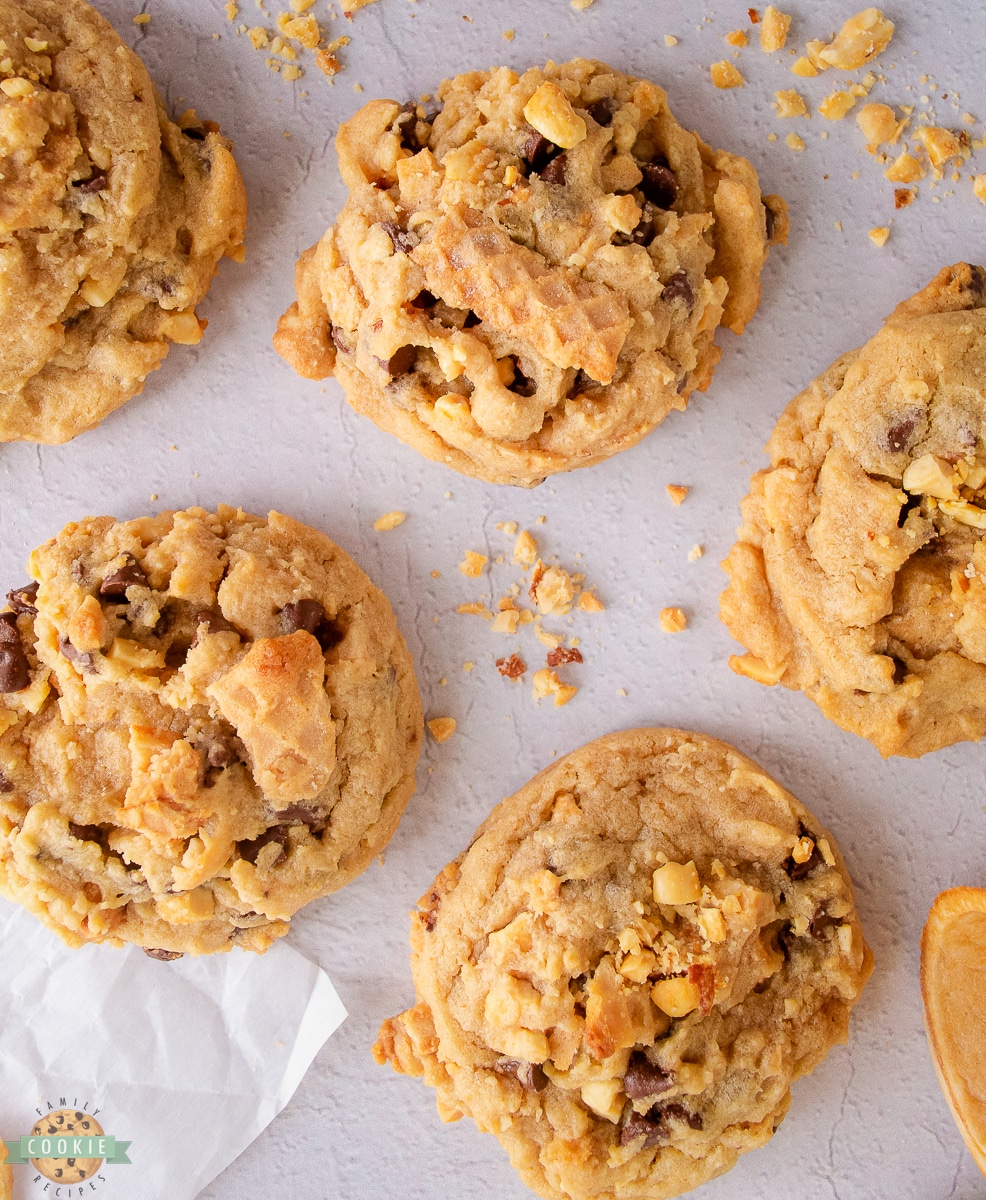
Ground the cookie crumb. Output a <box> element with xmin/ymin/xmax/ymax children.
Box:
<box><xmin>688</xmin><ymin>544</ymin><xmax>704</xmax><ymax>561</ymax></box>
<box><xmin>546</xmin><ymin>646</ymin><xmax>583</xmax><ymax>667</ymax></box>
<box><xmin>710</xmin><ymin>60</ymin><xmax>745</xmax><ymax>89</ymax></box>
<box><xmin>868</xmin><ymin>225</ymin><xmax>890</xmax><ymax>246</ymax></box>
<box><xmin>491</xmin><ymin>609</ymin><xmax>521</xmax><ymax>634</ymax></box>
<box><xmin>774</xmin><ymin>89</ymin><xmax>807</xmax><ymax>118</ymax></box>
<box><xmin>659</xmin><ymin>607</ymin><xmax>687</xmax><ymax>633</ymax></box>
<box><xmin>894</xmin><ymin>187</ymin><xmax>917</xmax><ymax>208</ymax></box>
<box><xmin>570</xmin><ymin>0</ymin><xmax>594</xmax><ymax>9</ymax></box>
<box><xmin>759</xmin><ymin>6</ymin><xmax>790</xmax><ymax>52</ymax></box>
<box><xmin>666</xmin><ymin>484</ymin><xmax>689</xmax><ymax>506</ymax></box>
<box><xmin>725</xmin><ymin>30</ymin><xmax>748</xmax><ymax>47</ymax></box>
<box><xmin>815</xmin><ymin>8</ymin><xmax>894</xmax><ymax>70</ymax></box>
<box><xmin>855</xmin><ymin>101</ymin><xmax>898</xmax><ymax>146</ymax></box>
<box><xmin>532</xmin><ymin>565</ymin><xmax>575</xmax><ymax>615</ymax></box>
<box><xmin>786</xmin><ymin>132</ymin><xmax>805</xmax><ymax>151</ymax></box>
<box><xmin>427</xmin><ymin>717</ymin><xmax>456</xmax><ymax>742</ymax></box>
<box><xmin>531</xmin><ymin>668</ymin><xmax>577</xmax><ymax>707</ymax></box>
<box><xmin>791</xmin><ymin>56</ymin><xmax>818</xmax><ymax>77</ymax></box>
<box><xmin>885</xmin><ymin>151</ymin><xmax>924</xmax><ymax>182</ymax></box>
<box><xmin>513</xmin><ymin>530</ymin><xmax>538</xmax><ymax>567</ymax></box>
<box><xmin>463</xmin><ymin>662</ymin><xmax>475</xmax><ymax>672</ymax></box>
<box><xmin>664</xmin><ymin>34</ymin><xmax>678</xmax><ymax>46</ymax></box>
<box><xmin>578</xmin><ymin>591</ymin><xmax>605</xmax><ymax>613</ymax></box>
<box><xmin>974</xmin><ymin>175</ymin><xmax>986</xmax><ymax>203</ymax></box>
<box><xmin>459</xmin><ymin>551</ymin><xmax>488</xmax><ymax>578</ymax></box>
<box><xmin>497</xmin><ymin>520</ymin><xmax>519</xmax><ymax>536</ymax></box>
<box><xmin>374</xmin><ymin>511</ymin><xmax>406</xmax><ymax>531</ymax></box>
<box><xmin>496</xmin><ymin>653</ymin><xmax>526</xmax><ymax>679</ymax></box>
<box><xmin>818</xmin><ymin>91</ymin><xmax>857</xmax><ymax>120</ymax></box>
<box><xmin>248</xmin><ymin>26</ymin><xmax>269</xmax><ymax>47</ymax></box>
<box><xmin>617</xmin><ymin>687</ymin><xmax>627</xmax><ymax>696</ymax></box>
<box><xmin>503</xmin><ymin>28</ymin><xmax>515</xmax><ymax>41</ymax></box>
<box><xmin>226</xmin><ymin>0</ymin><xmax>239</xmax><ymax>17</ymax></box>
<box><xmin>748</xmin><ymin>7</ymin><xmax>760</xmax><ymax>21</ymax></box>
<box><xmin>133</xmin><ymin>12</ymin><xmax>151</xmax><ymax>24</ymax></box>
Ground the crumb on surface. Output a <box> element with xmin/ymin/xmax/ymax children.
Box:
<box><xmin>578</xmin><ymin>590</ymin><xmax>605</xmax><ymax>613</ymax></box>
<box><xmin>659</xmin><ymin>607</ymin><xmax>687</xmax><ymax>633</ymax></box>
<box><xmin>786</xmin><ymin>131</ymin><xmax>806</xmax><ymax>151</ymax></box>
<box><xmin>688</xmin><ymin>544</ymin><xmax>704</xmax><ymax>561</ymax></box>
<box><xmin>725</xmin><ymin>30</ymin><xmax>748</xmax><ymax>47</ymax></box>
<box><xmin>133</xmin><ymin>12</ymin><xmax>150</xmax><ymax>23</ymax></box>
<box><xmin>503</xmin><ymin>28</ymin><xmax>515</xmax><ymax>40</ymax></box>
<box><xmin>664</xmin><ymin>34</ymin><xmax>678</xmax><ymax>46</ymax></box>
<box><xmin>457</xmin><ymin>602</ymin><xmax>493</xmax><ymax>618</ymax></box>
<box><xmin>791</xmin><ymin>56</ymin><xmax>818</xmax><ymax>77</ymax></box>
<box><xmin>974</xmin><ymin>175</ymin><xmax>986</xmax><ymax>203</ymax></box>
<box><xmin>774</xmin><ymin>89</ymin><xmax>807</xmax><ymax>118</ymax></box>
<box><xmin>513</xmin><ymin>530</ymin><xmax>538</xmax><ymax>567</ymax></box>
<box><xmin>373</xmin><ymin>511</ymin><xmax>406</xmax><ymax>531</ymax></box>
<box><xmin>711</xmin><ymin>60</ymin><xmax>745</xmax><ymax>89</ymax></box>
<box><xmin>759</xmin><ymin>6</ymin><xmax>791</xmax><ymax>52</ymax></box>
<box><xmin>459</xmin><ymin>550</ymin><xmax>488</xmax><ymax>578</ymax></box>
<box><xmin>868</xmin><ymin>225</ymin><xmax>890</xmax><ymax>246</ymax></box>
<box><xmin>818</xmin><ymin>90</ymin><xmax>857</xmax><ymax>120</ymax></box>
<box><xmin>894</xmin><ymin>186</ymin><xmax>917</xmax><ymax>208</ymax></box>
<box><xmin>496</xmin><ymin>653</ymin><xmax>526</xmax><ymax>679</ymax></box>
<box><xmin>531</xmin><ymin>668</ymin><xmax>577</xmax><ymax>707</ymax></box>
<box><xmin>427</xmin><ymin>717</ymin><xmax>456</xmax><ymax>743</ymax></box>
<box><xmin>666</xmin><ymin>484</ymin><xmax>689</xmax><ymax>506</ymax></box>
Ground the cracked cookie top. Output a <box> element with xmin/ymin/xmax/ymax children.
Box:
<box><xmin>0</xmin><ymin>506</ymin><xmax>422</xmax><ymax>956</ymax></box>
<box><xmin>721</xmin><ymin>263</ymin><xmax>986</xmax><ymax>758</ymax></box>
<box><xmin>374</xmin><ymin>728</ymin><xmax>870</xmax><ymax>1200</ymax></box>
<box><xmin>274</xmin><ymin>58</ymin><xmax>786</xmax><ymax>487</ymax></box>
<box><xmin>0</xmin><ymin>0</ymin><xmax>246</xmax><ymax>443</ymax></box>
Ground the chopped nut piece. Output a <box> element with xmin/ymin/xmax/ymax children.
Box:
<box><xmin>885</xmin><ymin>151</ymin><xmax>925</xmax><ymax>183</ymax></box>
<box><xmin>513</xmin><ymin>530</ymin><xmax>538</xmax><ymax>567</ymax></box>
<box><xmin>659</xmin><ymin>607</ymin><xmax>687</xmax><ymax>633</ymax></box>
<box><xmin>459</xmin><ymin>550</ymin><xmax>488</xmax><ymax>578</ymax></box>
<box><xmin>818</xmin><ymin>91</ymin><xmax>857</xmax><ymax>120</ymax></box>
<box><xmin>725</xmin><ymin>29</ymin><xmax>748</xmax><ymax>47</ymax></box>
<box><xmin>578</xmin><ymin>590</ymin><xmax>605</xmax><ymax>613</ymax></box>
<box><xmin>652</xmin><ymin>976</ymin><xmax>701</xmax><ymax>1018</ymax></box>
<box><xmin>817</xmin><ymin>8</ymin><xmax>894</xmax><ymax>70</ymax></box>
<box><xmin>939</xmin><ymin>500</ymin><xmax>986</xmax><ymax>530</ymax></box>
<box><xmin>373</xmin><ymin>511</ymin><xmax>406</xmax><ymax>531</ymax></box>
<box><xmin>786</xmin><ymin>132</ymin><xmax>805</xmax><ymax>151</ymax></box>
<box><xmin>728</xmin><ymin>653</ymin><xmax>785</xmax><ymax>685</ymax></box>
<box><xmin>653</xmin><ymin>860</ymin><xmax>701</xmax><ymax>905</ymax></box>
<box><xmin>759</xmin><ymin>6</ymin><xmax>791</xmax><ymax>52</ymax></box>
<box><xmin>523</xmin><ymin>81</ymin><xmax>587</xmax><ymax>150</ymax></box>
<box><xmin>0</xmin><ymin>77</ymin><xmax>34</xmax><ymax>97</ymax></box>
<box><xmin>531</xmin><ymin>668</ymin><xmax>577</xmax><ymax>707</ymax></box>
<box><xmin>774</xmin><ymin>89</ymin><xmax>807</xmax><ymax>118</ymax></box>
<box><xmin>791</xmin><ymin>835</ymin><xmax>816</xmax><ymax>864</ymax></box>
<box><xmin>24</xmin><ymin>35</ymin><xmax>48</xmax><ymax>50</ymax></box>
<box><xmin>894</xmin><ymin>187</ymin><xmax>917</xmax><ymax>208</ymax></box>
<box><xmin>710</xmin><ymin>60</ymin><xmax>745</xmax><ymax>89</ymax></box>
<box><xmin>427</xmin><ymin>717</ymin><xmax>456</xmax><ymax>743</ymax></box>
<box><xmin>855</xmin><ymin>101</ymin><xmax>897</xmax><ymax>144</ymax></box>
<box><xmin>903</xmin><ymin>454</ymin><xmax>960</xmax><ymax>501</ymax></box>
<box><xmin>666</xmin><ymin>484</ymin><xmax>689</xmax><ymax>506</ymax></box>
<box><xmin>533</xmin><ymin>565</ymin><xmax>575</xmax><ymax>616</ymax></box>
<box><xmin>496</xmin><ymin>653</ymin><xmax>526</xmax><ymax>679</ymax></box>
<box><xmin>868</xmin><ymin>226</ymin><xmax>890</xmax><ymax>247</ymax></box>
<box><xmin>791</xmin><ymin>56</ymin><xmax>819</xmax><ymax>77</ymax></box>
<box><xmin>974</xmin><ymin>175</ymin><xmax>986</xmax><ymax>204</ymax></box>
<box><xmin>697</xmin><ymin>908</ymin><xmax>727</xmax><ymax>942</ymax></box>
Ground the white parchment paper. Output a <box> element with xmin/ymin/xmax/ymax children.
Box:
<box><xmin>0</xmin><ymin>899</ymin><xmax>346</xmax><ymax>1200</ymax></box>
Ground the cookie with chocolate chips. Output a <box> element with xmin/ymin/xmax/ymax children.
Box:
<box><xmin>721</xmin><ymin>263</ymin><xmax>986</xmax><ymax>758</ymax></box>
<box><xmin>0</xmin><ymin>506</ymin><xmax>422</xmax><ymax>955</ymax></box>
<box><xmin>0</xmin><ymin>0</ymin><xmax>246</xmax><ymax>444</ymax></box>
<box><xmin>374</xmin><ymin>728</ymin><xmax>870</xmax><ymax>1200</ymax></box>
<box><xmin>274</xmin><ymin>58</ymin><xmax>787</xmax><ymax>487</ymax></box>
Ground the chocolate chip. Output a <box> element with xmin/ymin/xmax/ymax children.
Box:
<box><xmin>0</xmin><ymin>772</ymin><xmax>13</xmax><ymax>794</ymax></box>
<box><xmin>624</xmin><ymin>1052</ymin><xmax>674</xmax><ymax>1100</ymax></box>
<box><xmin>6</xmin><ymin>582</ymin><xmax>38</xmax><ymax>614</ymax></box>
<box><xmin>778</xmin><ymin>922</ymin><xmax>798</xmax><ymax>958</ymax></box>
<box><xmin>538</xmin><ymin>153</ymin><xmax>568</xmax><ymax>185</ymax></box>
<box><xmin>69</xmin><ymin>823</ymin><xmax>103</xmax><ymax>843</ymax></box>
<box><xmin>73</xmin><ymin>170</ymin><xmax>108</xmax><ymax>194</ymax></box>
<box><xmin>662</xmin><ymin>271</ymin><xmax>693</xmax><ymax>309</ymax></box>
<box><xmin>237</xmin><ymin>825</ymin><xmax>289</xmax><ymax>867</ymax></box>
<box><xmin>523</xmin><ymin>128</ymin><xmax>564</xmax><ymax>175</ymax></box>
<box><xmin>386</xmin><ymin>345</ymin><xmax>418</xmax><ymax>376</ymax></box>
<box><xmin>274</xmin><ymin>803</ymin><xmax>323</xmax><ymax>826</ymax></box>
<box><xmin>784</xmin><ymin>824</ymin><xmax>823</xmax><ymax>880</ymax></box>
<box><xmin>144</xmin><ymin>948</ymin><xmax>184</xmax><ymax>960</ymax></box>
<box><xmin>58</xmin><ymin>635</ymin><xmax>95</xmax><ymax>672</ymax></box>
<box><xmin>585</xmin><ymin>97</ymin><xmax>616</xmax><ymax>126</ymax></box>
<box><xmin>330</xmin><ymin>325</ymin><xmax>354</xmax><ymax>355</ymax></box>
<box><xmin>546</xmin><ymin>646</ymin><xmax>583</xmax><ymax>667</ymax></box>
<box><xmin>0</xmin><ymin>613</ymin><xmax>19</xmax><ymax>644</ymax></box>
<box><xmin>495</xmin><ymin>1058</ymin><xmax>549</xmax><ymax>1091</ymax></box>
<box><xmin>639</xmin><ymin>161</ymin><xmax>678</xmax><ymax>209</ymax></box>
<box><xmin>661</xmin><ymin>1103</ymin><xmax>703</xmax><ymax>1130</ymax></box>
<box><xmin>0</xmin><ymin>618</ymin><xmax>30</xmax><ymax>693</ymax></box>
<box><xmin>409</xmin><ymin>290</ymin><xmax>437</xmax><ymax>309</ymax></box>
<box><xmin>620</xmin><ymin>1108</ymin><xmax>668</xmax><ymax>1148</ymax></box>
<box><xmin>380</xmin><ymin>221</ymin><xmax>419</xmax><ymax>255</ymax></box>
<box><xmin>203</xmin><ymin>732</ymin><xmax>240</xmax><ymax>770</ymax></box>
<box><xmin>193</xmin><ymin>610</ymin><xmax>237</xmax><ymax>645</ymax></box>
<box><xmin>969</xmin><ymin>264</ymin><xmax>986</xmax><ymax>303</ymax></box>
<box><xmin>99</xmin><ymin>557</ymin><xmax>147</xmax><ymax>598</ymax></box>
<box><xmin>886</xmin><ymin>412</ymin><xmax>920</xmax><ymax>453</ymax></box>
<box><xmin>809</xmin><ymin>907</ymin><xmax>840</xmax><ymax>939</ymax></box>
<box><xmin>281</xmin><ymin>599</ymin><xmax>326</xmax><ymax>635</ymax></box>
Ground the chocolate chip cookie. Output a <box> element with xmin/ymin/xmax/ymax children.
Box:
<box><xmin>0</xmin><ymin>506</ymin><xmax>422</xmax><ymax>956</ymax></box>
<box><xmin>0</xmin><ymin>0</ymin><xmax>246</xmax><ymax>443</ymax></box>
<box><xmin>721</xmin><ymin>263</ymin><xmax>986</xmax><ymax>758</ymax></box>
<box><xmin>374</xmin><ymin>728</ymin><xmax>870</xmax><ymax>1200</ymax></box>
<box><xmin>274</xmin><ymin>58</ymin><xmax>787</xmax><ymax>487</ymax></box>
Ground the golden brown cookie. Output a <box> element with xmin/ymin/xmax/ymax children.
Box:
<box><xmin>0</xmin><ymin>506</ymin><xmax>422</xmax><ymax>956</ymax></box>
<box><xmin>0</xmin><ymin>0</ymin><xmax>246</xmax><ymax>443</ymax></box>
<box><xmin>921</xmin><ymin>887</ymin><xmax>986</xmax><ymax>1178</ymax></box>
<box><xmin>374</xmin><ymin>728</ymin><xmax>871</xmax><ymax>1200</ymax></box>
<box><xmin>29</xmin><ymin>1111</ymin><xmax>104</xmax><ymax>1184</ymax></box>
<box><xmin>721</xmin><ymin>263</ymin><xmax>986</xmax><ymax>757</ymax></box>
<box><xmin>274</xmin><ymin>59</ymin><xmax>786</xmax><ymax>486</ymax></box>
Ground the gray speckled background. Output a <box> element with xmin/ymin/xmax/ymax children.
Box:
<box><xmin>6</xmin><ymin>1</ymin><xmax>986</xmax><ymax>1197</ymax></box>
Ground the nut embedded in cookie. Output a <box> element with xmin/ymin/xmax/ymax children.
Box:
<box><xmin>720</xmin><ymin>262</ymin><xmax>986</xmax><ymax>758</ymax></box>
<box><xmin>274</xmin><ymin>58</ymin><xmax>787</xmax><ymax>487</ymax></box>
<box><xmin>0</xmin><ymin>506</ymin><xmax>422</xmax><ymax>956</ymax></box>
<box><xmin>373</xmin><ymin>728</ymin><xmax>871</xmax><ymax>1200</ymax></box>
<box><xmin>0</xmin><ymin>0</ymin><xmax>247</xmax><ymax>444</ymax></box>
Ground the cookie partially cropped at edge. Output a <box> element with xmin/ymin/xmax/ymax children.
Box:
<box><xmin>0</xmin><ymin>506</ymin><xmax>422</xmax><ymax>956</ymax></box>
<box><xmin>721</xmin><ymin>263</ymin><xmax>986</xmax><ymax>759</ymax></box>
<box><xmin>274</xmin><ymin>59</ymin><xmax>787</xmax><ymax>487</ymax></box>
<box><xmin>0</xmin><ymin>0</ymin><xmax>246</xmax><ymax>444</ymax></box>
<box><xmin>374</xmin><ymin>728</ymin><xmax>870</xmax><ymax>1200</ymax></box>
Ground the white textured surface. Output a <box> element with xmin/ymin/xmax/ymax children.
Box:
<box><xmin>5</xmin><ymin>1</ymin><xmax>986</xmax><ymax>1197</ymax></box>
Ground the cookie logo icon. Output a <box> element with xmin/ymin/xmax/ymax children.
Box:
<box><xmin>30</xmin><ymin>1111</ymin><xmax>104</xmax><ymax>1183</ymax></box>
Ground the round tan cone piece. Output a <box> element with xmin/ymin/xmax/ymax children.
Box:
<box><xmin>921</xmin><ymin>887</ymin><xmax>986</xmax><ymax>1176</ymax></box>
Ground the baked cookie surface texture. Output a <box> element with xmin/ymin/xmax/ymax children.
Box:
<box><xmin>275</xmin><ymin>58</ymin><xmax>786</xmax><ymax>487</ymax></box>
<box><xmin>0</xmin><ymin>0</ymin><xmax>246</xmax><ymax>444</ymax></box>
<box><xmin>721</xmin><ymin>263</ymin><xmax>986</xmax><ymax>758</ymax></box>
<box><xmin>0</xmin><ymin>506</ymin><xmax>422</xmax><ymax>956</ymax></box>
<box><xmin>374</xmin><ymin>728</ymin><xmax>870</xmax><ymax>1200</ymax></box>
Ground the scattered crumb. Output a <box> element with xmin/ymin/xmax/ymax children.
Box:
<box><xmin>282</xmin><ymin>64</ymin><xmax>303</xmax><ymax>81</ymax></box>
<box><xmin>894</xmin><ymin>187</ymin><xmax>917</xmax><ymax>208</ymax></box>
<box><xmin>725</xmin><ymin>30</ymin><xmax>748</xmax><ymax>47</ymax></box>
<box><xmin>503</xmin><ymin>28</ymin><xmax>515</xmax><ymax>41</ymax></box>
<box><xmin>491</xmin><ymin>609</ymin><xmax>521</xmax><ymax>635</ymax></box>
<box><xmin>430</xmin><ymin>570</ymin><xmax>441</xmax><ymax>579</ymax></box>
<box><xmin>578</xmin><ymin>591</ymin><xmax>605</xmax><ymax>613</ymax></box>
<box><xmin>688</xmin><ymin>544</ymin><xmax>704</xmax><ymax>561</ymax></box>
<box><xmin>659</xmin><ymin>607</ymin><xmax>688</xmax><ymax>633</ymax></box>
<box><xmin>834</xmin><ymin>221</ymin><xmax>843</xmax><ymax>231</ymax></box>
<box><xmin>532</xmin><ymin>669</ymin><xmax>577</xmax><ymax>707</ymax></box>
<box><xmin>497</xmin><ymin>520</ymin><xmax>519</xmax><ymax>536</ymax></box>
<box><xmin>342</xmin><ymin>0</ymin><xmax>379</xmax><ymax>16</ymax></box>
<box><xmin>869</xmin><ymin>225</ymin><xmax>890</xmax><ymax>246</ymax></box>
<box><xmin>248</xmin><ymin>26</ymin><xmax>269</xmax><ymax>48</ymax></box>
<box><xmin>459</xmin><ymin>551</ymin><xmax>488</xmax><ymax>578</ymax></box>
<box><xmin>496</xmin><ymin>653</ymin><xmax>526</xmax><ymax>679</ymax></box>
<box><xmin>149</xmin><ymin>492</ymin><xmax>159</xmax><ymax>502</ymax></box>
<box><xmin>457</xmin><ymin>602</ymin><xmax>493</xmax><ymax>618</ymax></box>
<box><xmin>855</xmin><ymin>101</ymin><xmax>898</xmax><ymax>145</ymax></box>
<box><xmin>373</xmin><ymin>511</ymin><xmax>406</xmax><ymax>532</ymax></box>
<box><xmin>133</xmin><ymin>12</ymin><xmax>150</xmax><ymax>24</ymax></box>
<box><xmin>664</xmin><ymin>34</ymin><xmax>678</xmax><ymax>47</ymax></box>
<box><xmin>570</xmin><ymin>0</ymin><xmax>594</xmax><ymax>9</ymax></box>
<box><xmin>532</xmin><ymin>564</ymin><xmax>575</xmax><ymax>616</ymax></box>
<box><xmin>818</xmin><ymin>90</ymin><xmax>857</xmax><ymax>120</ymax></box>
<box><xmin>885</xmin><ymin>151</ymin><xmax>924</xmax><ymax>182</ymax></box>
<box><xmin>759</xmin><ymin>6</ymin><xmax>791</xmax><ymax>53</ymax></box>
<box><xmin>748</xmin><ymin>7</ymin><xmax>760</xmax><ymax>22</ymax></box>
<box><xmin>666</xmin><ymin>484</ymin><xmax>690</xmax><ymax>506</ymax></box>
<box><xmin>535</xmin><ymin>515</ymin><xmax>547</xmax><ymax>525</ymax></box>
<box><xmin>774</xmin><ymin>89</ymin><xmax>807</xmax><ymax>118</ymax></box>
<box><xmin>617</xmin><ymin>688</ymin><xmax>628</xmax><ymax>697</ymax></box>
<box><xmin>974</xmin><ymin>175</ymin><xmax>986</xmax><ymax>203</ymax></box>
<box><xmin>513</xmin><ymin>530</ymin><xmax>538</xmax><ymax>567</ymax></box>
<box><xmin>547</xmin><ymin>646</ymin><xmax>584</xmax><ymax>667</ymax></box>
<box><xmin>791</xmin><ymin>56</ymin><xmax>818</xmax><ymax>78</ymax></box>
<box><xmin>814</xmin><ymin>8</ymin><xmax>895</xmax><ymax>70</ymax></box>
<box><xmin>711</xmin><ymin>60</ymin><xmax>745</xmax><ymax>89</ymax></box>
<box><xmin>786</xmin><ymin>132</ymin><xmax>806</xmax><ymax>151</ymax></box>
<box><xmin>462</xmin><ymin>662</ymin><xmax>475</xmax><ymax>673</ymax></box>
<box><xmin>226</xmin><ymin>0</ymin><xmax>239</xmax><ymax>18</ymax></box>
<box><xmin>427</xmin><ymin>717</ymin><xmax>456</xmax><ymax>743</ymax></box>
